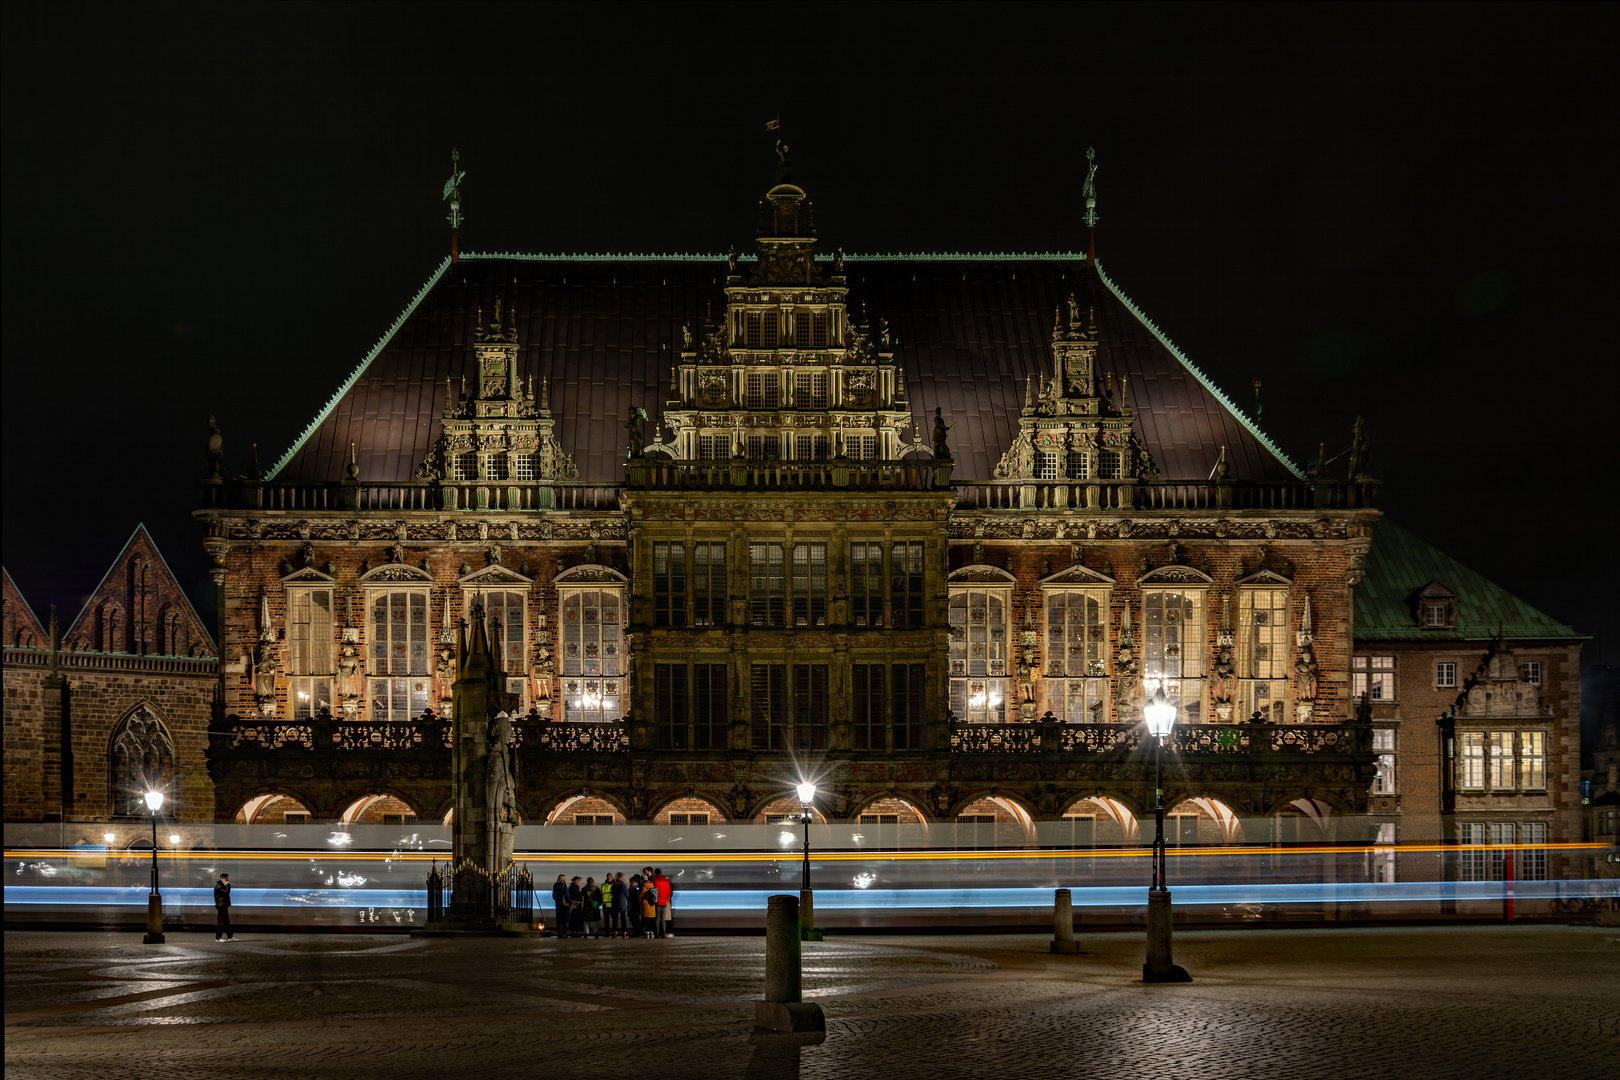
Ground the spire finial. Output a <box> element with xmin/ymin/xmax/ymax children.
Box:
<box><xmin>1082</xmin><ymin>146</ymin><xmax>1099</xmax><ymax>261</ymax></box>
<box><xmin>443</xmin><ymin>149</ymin><xmax>466</xmax><ymax>262</ymax></box>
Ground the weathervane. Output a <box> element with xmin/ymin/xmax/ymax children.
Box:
<box><xmin>444</xmin><ymin>149</ymin><xmax>466</xmax><ymax>261</ymax></box>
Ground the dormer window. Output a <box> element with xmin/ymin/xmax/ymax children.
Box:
<box><xmin>1416</xmin><ymin>581</ymin><xmax>1457</xmax><ymax>630</ymax></box>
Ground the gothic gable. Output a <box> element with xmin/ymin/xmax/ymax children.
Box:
<box><xmin>62</xmin><ymin>525</ymin><xmax>215</xmax><ymax>657</ymax></box>
<box><xmin>2</xmin><ymin>567</ymin><xmax>48</xmax><ymax>649</ymax></box>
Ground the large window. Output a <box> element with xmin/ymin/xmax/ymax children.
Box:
<box><xmin>1045</xmin><ymin>590</ymin><xmax>1107</xmax><ymax>722</ymax></box>
<box><xmin>561</xmin><ymin>588</ymin><xmax>623</xmax><ymax>722</ymax></box>
<box><xmin>1459</xmin><ymin>730</ymin><xmax>1548</xmax><ymax>791</ymax></box>
<box><xmin>749</xmin><ymin>663</ymin><xmax>827</xmax><ymax>750</ymax></box>
<box><xmin>111</xmin><ymin>707</ymin><xmax>175</xmax><ymax>818</ymax></box>
<box><xmin>794</xmin><ymin>434</ymin><xmax>831</xmax><ymax>461</ymax></box>
<box><xmin>851</xmin><ymin>543</ymin><xmax>884</xmax><ymax>626</ymax></box>
<box><xmin>287</xmin><ymin>586</ymin><xmax>333</xmax><ymax>722</ymax></box>
<box><xmin>699</xmin><ymin>435</ymin><xmax>729</xmax><ymax>461</ymax></box>
<box><xmin>890</xmin><ymin>542</ymin><xmax>924</xmax><ymax>628</ymax></box>
<box><xmin>472</xmin><ymin>590</ymin><xmax>526</xmax><ymax>673</ymax></box>
<box><xmin>1520</xmin><ymin>822</ymin><xmax>1547</xmax><ymax>880</ymax></box>
<box><xmin>1373</xmin><ymin>728</ymin><xmax>1397</xmax><ymax>794</ymax></box>
<box><xmin>654</xmin><ymin>662</ymin><xmax>727</xmax><ymax>750</ymax></box>
<box><xmin>750</xmin><ymin>543</ymin><xmax>786</xmax><ymax>626</ymax></box>
<box><xmin>745</xmin><ymin>371</ymin><xmax>780</xmax><ymax>408</ymax></box>
<box><xmin>1520</xmin><ymin>731</ymin><xmax>1546</xmax><ymax>789</ymax></box>
<box><xmin>1143</xmin><ymin>589</ymin><xmax>1205</xmax><ymax>723</ymax></box>
<box><xmin>1353</xmin><ymin>655</ymin><xmax>1396</xmax><ymax>700</ymax></box>
<box><xmin>853</xmin><ymin>663</ymin><xmax>926</xmax><ymax>751</ymax></box>
<box><xmin>949</xmin><ymin>588</ymin><xmax>1009</xmax><ymax>723</ymax></box>
<box><xmin>795</xmin><ymin>371</ymin><xmax>829</xmax><ymax>408</ymax></box>
<box><xmin>1238</xmin><ymin>587</ymin><xmax>1288</xmax><ymax>722</ymax></box>
<box><xmin>653</xmin><ymin>542</ymin><xmax>687</xmax><ymax>628</ymax></box>
<box><xmin>692</xmin><ymin>542</ymin><xmax>726</xmax><ymax>625</ymax></box>
<box><xmin>845</xmin><ymin>434</ymin><xmax>877</xmax><ymax>461</ymax></box>
<box><xmin>792</xmin><ymin>543</ymin><xmax>828</xmax><ymax>627</ymax></box>
<box><xmin>369</xmin><ymin>590</ymin><xmax>429</xmax><ymax>722</ymax></box>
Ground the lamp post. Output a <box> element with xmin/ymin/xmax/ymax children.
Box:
<box><xmin>142</xmin><ymin>790</ymin><xmax>166</xmax><ymax>944</ymax></box>
<box><xmin>1142</xmin><ymin>687</ymin><xmax>1189</xmax><ymax>982</ymax></box>
<box><xmin>795</xmin><ymin>780</ymin><xmax>816</xmax><ymax>941</ymax></box>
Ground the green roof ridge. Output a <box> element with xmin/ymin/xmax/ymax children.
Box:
<box><xmin>267</xmin><ymin>258</ymin><xmax>452</xmax><ymax>480</ymax></box>
<box><xmin>457</xmin><ymin>251</ymin><xmax>1090</xmax><ymax>263</ymax></box>
<box><xmin>1092</xmin><ymin>259</ymin><xmax>1306</xmax><ymax>481</ymax></box>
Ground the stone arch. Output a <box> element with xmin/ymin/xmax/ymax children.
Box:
<box><xmin>1166</xmin><ymin>795</ymin><xmax>1247</xmax><ymax>845</ymax></box>
<box><xmin>337</xmin><ymin>792</ymin><xmax>428</xmax><ymax>825</ymax></box>
<box><xmin>108</xmin><ymin>704</ymin><xmax>175</xmax><ymax>818</ymax></box>
<box><xmin>753</xmin><ymin>797</ymin><xmax>828</xmax><ymax>825</ymax></box>
<box><xmin>544</xmin><ymin>792</ymin><xmax>630</xmax><ymax>825</ymax></box>
<box><xmin>1059</xmin><ymin>794</ymin><xmax>1140</xmax><ymax>843</ymax></box>
<box><xmin>953</xmin><ymin>795</ymin><xmax>1038</xmax><ymax>847</ymax></box>
<box><xmin>1256</xmin><ymin>796</ymin><xmax>1336</xmax><ymax>842</ymax></box>
<box><xmin>235</xmin><ymin>792</ymin><xmax>316</xmax><ymax>825</ymax></box>
<box><xmin>846</xmin><ymin>795</ymin><xmax>931</xmax><ymax>847</ymax></box>
<box><xmin>649</xmin><ymin>794</ymin><xmax>728</xmax><ymax>825</ymax></box>
<box><xmin>845</xmin><ymin>793</ymin><xmax>929</xmax><ymax>824</ymax></box>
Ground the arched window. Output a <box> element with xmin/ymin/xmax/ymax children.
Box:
<box><xmin>111</xmin><ymin>707</ymin><xmax>175</xmax><ymax>818</ymax></box>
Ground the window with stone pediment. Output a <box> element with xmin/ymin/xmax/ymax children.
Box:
<box><xmin>285</xmin><ymin>570</ymin><xmax>336</xmax><ymax>722</ymax></box>
<box><xmin>557</xmin><ymin>571</ymin><xmax>625</xmax><ymax>723</ymax></box>
<box><xmin>1045</xmin><ymin>589</ymin><xmax>1108</xmax><ymax>723</ymax></box>
<box><xmin>1141</xmin><ymin>572</ymin><xmax>1208</xmax><ymax>724</ymax></box>
<box><xmin>1237</xmin><ymin>581</ymin><xmax>1289</xmax><ymax>723</ymax></box>
<box><xmin>948</xmin><ymin>570</ymin><xmax>1013</xmax><ymax>724</ymax></box>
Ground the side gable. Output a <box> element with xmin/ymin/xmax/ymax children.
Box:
<box><xmin>61</xmin><ymin>525</ymin><xmax>216</xmax><ymax>657</ymax></box>
<box><xmin>2</xmin><ymin>567</ymin><xmax>48</xmax><ymax>649</ymax></box>
<box><xmin>1357</xmin><ymin>520</ymin><xmax>1585</xmax><ymax>643</ymax></box>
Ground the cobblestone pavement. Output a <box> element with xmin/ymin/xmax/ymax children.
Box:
<box><xmin>6</xmin><ymin>926</ymin><xmax>1616</xmax><ymax>1079</ymax></box>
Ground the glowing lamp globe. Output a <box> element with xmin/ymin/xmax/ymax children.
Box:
<box><xmin>1143</xmin><ymin>687</ymin><xmax>1178</xmax><ymax>739</ymax></box>
<box><xmin>143</xmin><ymin>791</ymin><xmax>164</xmax><ymax>813</ymax></box>
<box><xmin>795</xmin><ymin>781</ymin><xmax>816</xmax><ymax>804</ymax></box>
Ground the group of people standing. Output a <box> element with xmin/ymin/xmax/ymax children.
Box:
<box><xmin>551</xmin><ymin>866</ymin><xmax>671</xmax><ymax>939</ymax></box>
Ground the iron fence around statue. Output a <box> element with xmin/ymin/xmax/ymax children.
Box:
<box><xmin>434</xmin><ymin>860</ymin><xmax>533</xmax><ymax>924</ymax></box>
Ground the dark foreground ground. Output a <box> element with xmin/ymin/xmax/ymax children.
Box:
<box><xmin>5</xmin><ymin>926</ymin><xmax>1616</xmax><ymax>1080</ymax></box>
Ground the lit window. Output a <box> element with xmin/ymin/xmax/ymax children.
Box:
<box><xmin>560</xmin><ymin>588</ymin><xmax>623</xmax><ymax>722</ymax></box>
<box><xmin>1520</xmin><ymin>822</ymin><xmax>1546</xmax><ymax>880</ymax></box>
<box><xmin>287</xmin><ymin>586</ymin><xmax>334</xmax><ymax>721</ymax></box>
<box><xmin>1352</xmin><ymin>655</ymin><xmax>1396</xmax><ymax>700</ymax></box>
<box><xmin>469</xmin><ymin>590</ymin><xmax>527</xmax><ymax>674</ymax></box>
<box><xmin>1437</xmin><ymin>661</ymin><xmax>1456</xmax><ymax>688</ymax></box>
<box><xmin>1045</xmin><ymin>589</ymin><xmax>1108</xmax><ymax>722</ymax></box>
<box><xmin>1373</xmin><ymin>728</ymin><xmax>1396</xmax><ymax>794</ymax></box>
<box><xmin>1520</xmin><ymin>661</ymin><xmax>1542</xmax><ymax>686</ymax></box>
<box><xmin>1238</xmin><ymin>587</ymin><xmax>1288</xmax><ymax>723</ymax></box>
<box><xmin>949</xmin><ymin>588</ymin><xmax>1009</xmax><ymax>723</ymax></box>
<box><xmin>1144</xmin><ymin>589</ymin><xmax>1206</xmax><ymax>723</ymax></box>
<box><xmin>1371</xmin><ymin>823</ymin><xmax>1396</xmax><ymax>883</ymax></box>
<box><xmin>1489</xmin><ymin>730</ymin><xmax>1514</xmax><ymax>789</ymax></box>
<box><xmin>368</xmin><ymin>590</ymin><xmax>429</xmax><ymax>722</ymax></box>
<box><xmin>1519</xmin><ymin>731</ymin><xmax>1546</xmax><ymax>789</ymax></box>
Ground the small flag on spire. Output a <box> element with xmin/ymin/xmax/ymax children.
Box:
<box><xmin>765</xmin><ymin>113</ymin><xmax>780</xmax><ymax>131</ymax></box>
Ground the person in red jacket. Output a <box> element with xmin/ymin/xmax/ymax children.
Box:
<box><xmin>653</xmin><ymin>868</ymin><xmax>672</xmax><ymax>939</ymax></box>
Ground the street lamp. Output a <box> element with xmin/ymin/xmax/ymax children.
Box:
<box><xmin>142</xmin><ymin>791</ymin><xmax>166</xmax><ymax>944</ymax></box>
<box><xmin>795</xmin><ymin>780</ymin><xmax>817</xmax><ymax>941</ymax></box>
<box><xmin>1141</xmin><ymin>686</ymin><xmax>1190</xmax><ymax>982</ymax></box>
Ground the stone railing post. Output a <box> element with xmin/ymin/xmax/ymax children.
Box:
<box><xmin>757</xmin><ymin>894</ymin><xmax>825</xmax><ymax>1033</ymax></box>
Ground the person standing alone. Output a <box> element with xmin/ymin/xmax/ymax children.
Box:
<box><xmin>214</xmin><ymin>873</ymin><xmax>233</xmax><ymax>941</ymax></box>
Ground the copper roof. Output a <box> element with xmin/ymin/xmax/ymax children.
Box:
<box><xmin>271</xmin><ymin>255</ymin><xmax>1300</xmax><ymax>486</ymax></box>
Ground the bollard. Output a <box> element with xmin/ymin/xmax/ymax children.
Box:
<box><xmin>757</xmin><ymin>894</ymin><xmax>825</xmax><ymax>1033</ymax></box>
<box><xmin>800</xmin><ymin>888</ymin><xmax>820</xmax><ymax>942</ymax></box>
<box><xmin>143</xmin><ymin>894</ymin><xmax>166</xmax><ymax>945</ymax></box>
<box><xmin>1050</xmin><ymin>888</ymin><xmax>1080</xmax><ymax>954</ymax></box>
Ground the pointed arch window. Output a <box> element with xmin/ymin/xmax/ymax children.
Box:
<box><xmin>111</xmin><ymin>707</ymin><xmax>175</xmax><ymax>818</ymax></box>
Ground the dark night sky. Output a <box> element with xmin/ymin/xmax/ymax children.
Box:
<box><xmin>4</xmin><ymin>3</ymin><xmax>1617</xmax><ymax>673</ymax></box>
